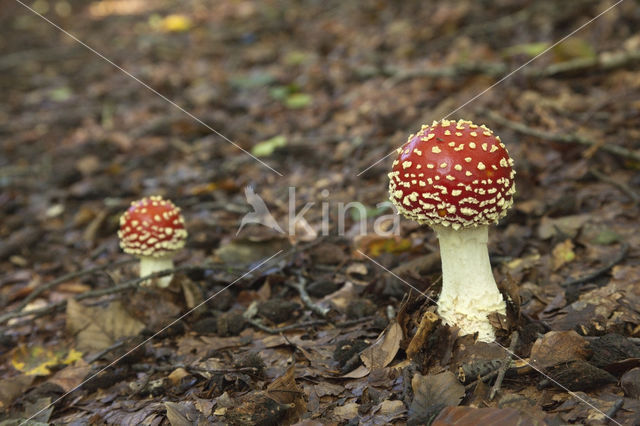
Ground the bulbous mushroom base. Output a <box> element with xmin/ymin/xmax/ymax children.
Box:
<box><xmin>139</xmin><ymin>256</ymin><xmax>174</xmax><ymax>288</ymax></box>
<box><xmin>437</xmin><ymin>291</ymin><xmax>506</xmax><ymax>342</ymax></box>
<box><xmin>433</xmin><ymin>224</ymin><xmax>506</xmax><ymax>342</ymax></box>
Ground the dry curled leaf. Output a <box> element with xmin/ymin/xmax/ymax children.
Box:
<box><xmin>266</xmin><ymin>364</ymin><xmax>307</xmax><ymax>424</ymax></box>
<box><xmin>360</xmin><ymin>321</ymin><xmax>403</xmax><ymax>370</ymax></box>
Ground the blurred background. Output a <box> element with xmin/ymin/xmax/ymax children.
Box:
<box><xmin>2</xmin><ymin>0</ymin><xmax>640</xmax><ymax>300</ymax></box>
<box><xmin>2</xmin><ymin>0</ymin><xmax>639</xmax><ymax>267</ymax></box>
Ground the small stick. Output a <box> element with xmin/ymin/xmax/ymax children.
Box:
<box><xmin>247</xmin><ymin>315</ymin><xmax>377</xmax><ymax>335</ymax></box>
<box><xmin>247</xmin><ymin>318</ymin><xmax>328</xmax><ymax>334</ymax></box>
<box><xmin>561</xmin><ymin>243</ymin><xmax>628</xmax><ymax>287</ymax></box>
<box><xmin>590</xmin><ymin>169</ymin><xmax>640</xmax><ymax>204</ymax></box>
<box><xmin>490</xmin><ymin>331</ymin><xmax>520</xmax><ymax>400</ymax></box>
<box><xmin>85</xmin><ymin>340</ymin><xmax>125</xmax><ymax>363</ymax></box>
<box><xmin>465</xmin><ymin>369</ymin><xmax>500</xmax><ymax>391</ymax></box>
<box><xmin>384</xmin><ymin>49</ymin><xmax>640</xmax><ymax>85</ymax></box>
<box><xmin>606</xmin><ymin>398</ymin><xmax>624</xmax><ymax>423</ymax></box>
<box><xmin>130</xmin><ymin>363</ymin><xmax>259</xmax><ymax>375</ymax></box>
<box><xmin>287</xmin><ymin>278</ymin><xmax>330</xmax><ymax>317</ymax></box>
<box><xmin>464</xmin><ymin>356</ymin><xmax>532</xmax><ymax>391</ymax></box>
<box><xmin>486</xmin><ymin>112</ymin><xmax>640</xmax><ymax>162</ymax></box>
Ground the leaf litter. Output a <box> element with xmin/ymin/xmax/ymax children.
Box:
<box><xmin>2</xmin><ymin>0</ymin><xmax>640</xmax><ymax>424</ymax></box>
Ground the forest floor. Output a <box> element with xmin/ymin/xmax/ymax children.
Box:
<box><xmin>2</xmin><ymin>0</ymin><xmax>640</xmax><ymax>424</ymax></box>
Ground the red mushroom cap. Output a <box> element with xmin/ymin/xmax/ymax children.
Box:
<box><xmin>118</xmin><ymin>196</ymin><xmax>187</xmax><ymax>257</ymax></box>
<box><xmin>388</xmin><ymin>119</ymin><xmax>515</xmax><ymax>230</ymax></box>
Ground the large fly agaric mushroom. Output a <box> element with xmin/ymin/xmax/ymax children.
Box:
<box><xmin>388</xmin><ymin>119</ymin><xmax>515</xmax><ymax>341</ymax></box>
<box><xmin>118</xmin><ymin>196</ymin><xmax>187</xmax><ymax>288</ymax></box>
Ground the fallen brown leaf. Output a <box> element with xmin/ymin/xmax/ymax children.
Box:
<box><xmin>360</xmin><ymin>321</ymin><xmax>403</xmax><ymax>370</ymax></box>
<box><xmin>165</xmin><ymin>401</ymin><xmax>208</xmax><ymax>426</ymax></box>
<box><xmin>409</xmin><ymin>371</ymin><xmax>465</xmax><ymax>424</ymax></box>
<box><xmin>48</xmin><ymin>358</ymin><xmax>91</xmax><ymax>392</ymax></box>
<box><xmin>0</xmin><ymin>375</ymin><xmax>33</xmax><ymax>409</ymax></box>
<box><xmin>432</xmin><ymin>406</ymin><xmax>545</xmax><ymax>426</ymax></box>
<box><xmin>530</xmin><ymin>330</ymin><xmax>590</xmax><ymax>369</ymax></box>
<box><xmin>267</xmin><ymin>364</ymin><xmax>307</xmax><ymax>424</ymax></box>
<box><xmin>66</xmin><ymin>299</ymin><xmax>145</xmax><ymax>352</ymax></box>
<box><xmin>334</xmin><ymin>402</ymin><xmax>359</xmax><ymax>421</ymax></box>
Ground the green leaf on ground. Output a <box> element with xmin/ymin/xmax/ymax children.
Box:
<box><xmin>251</xmin><ymin>135</ymin><xmax>288</xmax><ymax>157</ymax></box>
<box><xmin>285</xmin><ymin>93</ymin><xmax>312</xmax><ymax>109</ymax></box>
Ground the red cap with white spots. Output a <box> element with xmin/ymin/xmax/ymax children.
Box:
<box><xmin>388</xmin><ymin>119</ymin><xmax>515</xmax><ymax>230</ymax></box>
<box><xmin>118</xmin><ymin>196</ymin><xmax>187</xmax><ymax>257</ymax></box>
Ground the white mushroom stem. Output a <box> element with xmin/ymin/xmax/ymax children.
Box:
<box><xmin>139</xmin><ymin>256</ymin><xmax>174</xmax><ymax>288</ymax></box>
<box><xmin>432</xmin><ymin>224</ymin><xmax>506</xmax><ymax>342</ymax></box>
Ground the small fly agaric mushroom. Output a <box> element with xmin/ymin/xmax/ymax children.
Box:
<box><xmin>118</xmin><ymin>196</ymin><xmax>187</xmax><ymax>288</ymax></box>
<box><xmin>388</xmin><ymin>119</ymin><xmax>515</xmax><ymax>341</ymax></box>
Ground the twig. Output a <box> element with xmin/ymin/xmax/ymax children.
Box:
<box><xmin>0</xmin><ymin>228</ymin><xmax>42</xmax><ymax>261</ymax></box>
<box><xmin>538</xmin><ymin>49</ymin><xmax>640</xmax><ymax>78</ymax></box>
<box><xmin>385</xmin><ymin>62</ymin><xmax>507</xmax><ymax>85</ymax></box>
<box><xmin>561</xmin><ymin>243</ymin><xmax>628</xmax><ymax>287</ymax></box>
<box><xmin>247</xmin><ymin>315</ymin><xmax>377</xmax><ymax>335</ymax></box>
<box><xmin>337</xmin><ymin>315</ymin><xmax>378</xmax><ymax>327</ymax></box>
<box><xmin>606</xmin><ymin>398</ymin><xmax>624</xmax><ymax>423</ymax></box>
<box><xmin>486</xmin><ymin>112</ymin><xmax>640</xmax><ymax>162</ymax></box>
<box><xmin>130</xmin><ymin>363</ymin><xmax>259</xmax><ymax>375</ymax></box>
<box><xmin>85</xmin><ymin>340</ymin><xmax>126</xmax><ymax>364</ymax></box>
<box><xmin>490</xmin><ymin>331</ymin><xmax>520</xmax><ymax>400</ymax></box>
<box><xmin>419</xmin><ymin>0</ymin><xmax>599</xmax><ymax>53</ymax></box>
<box><xmin>247</xmin><ymin>318</ymin><xmax>328</xmax><ymax>334</ymax></box>
<box><xmin>384</xmin><ymin>49</ymin><xmax>640</xmax><ymax>86</ymax></box>
<box><xmin>464</xmin><ymin>354</ymin><xmax>531</xmax><ymax>392</ymax></box>
<box><xmin>590</xmin><ymin>169</ymin><xmax>640</xmax><ymax>204</ymax></box>
<box><xmin>287</xmin><ymin>277</ymin><xmax>330</xmax><ymax>317</ymax></box>
<box><xmin>9</xmin><ymin>259</ymin><xmax>135</xmax><ymax>313</ymax></box>
<box><xmin>465</xmin><ymin>368</ymin><xmax>500</xmax><ymax>391</ymax></box>
<box><xmin>401</xmin><ymin>363</ymin><xmax>417</xmax><ymax>406</ymax></box>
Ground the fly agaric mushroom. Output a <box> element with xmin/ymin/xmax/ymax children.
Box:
<box><xmin>118</xmin><ymin>196</ymin><xmax>187</xmax><ymax>288</ymax></box>
<box><xmin>388</xmin><ymin>119</ymin><xmax>515</xmax><ymax>341</ymax></box>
